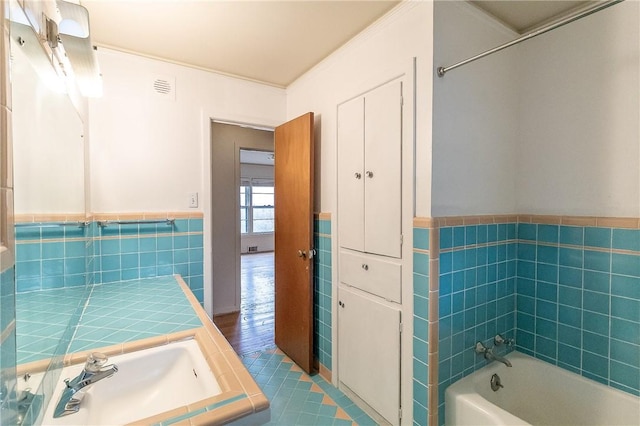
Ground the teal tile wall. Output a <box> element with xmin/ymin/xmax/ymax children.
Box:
<box><xmin>15</xmin><ymin>219</ymin><xmax>204</xmax><ymax>305</ymax></box>
<box><xmin>15</xmin><ymin>223</ymin><xmax>88</xmax><ymax>292</ymax></box>
<box><xmin>516</xmin><ymin>223</ymin><xmax>640</xmax><ymax>396</ymax></box>
<box><xmin>86</xmin><ymin>221</ymin><xmax>98</xmax><ymax>285</ymax></box>
<box><xmin>0</xmin><ymin>264</ymin><xmax>17</xmax><ymax>425</ymax></box>
<box><xmin>425</xmin><ymin>219</ymin><xmax>640</xmax><ymax>426</ymax></box>
<box><xmin>438</xmin><ymin>222</ymin><xmax>517</xmax><ymax>424</ymax></box>
<box><xmin>314</xmin><ymin>218</ymin><xmax>332</xmax><ymax>371</ymax></box>
<box><xmin>95</xmin><ymin>218</ymin><xmax>204</xmax><ymax>304</ymax></box>
<box><xmin>412</xmin><ymin>227</ymin><xmax>429</xmax><ymax>426</ymax></box>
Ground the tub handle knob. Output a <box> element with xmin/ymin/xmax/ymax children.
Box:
<box><xmin>491</xmin><ymin>374</ymin><xmax>504</xmax><ymax>392</ymax></box>
<box><xmin>494</xmin><ymin>334</ymin><xmax>514</xmax><ymax>347</ymax></box>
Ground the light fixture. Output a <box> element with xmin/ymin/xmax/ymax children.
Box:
<box><xmin>11</xmin><ymin>0</ymin><xmax>102</xmax><ymax>98</ymax></box>
<box><xmin>56</xmin><ymin>0</ymin><xmax>102</xmax><ymax>97</ymax></box>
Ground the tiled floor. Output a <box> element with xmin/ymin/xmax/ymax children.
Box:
<box><xmin>242</xmin><ymin>348</ymin><xmax>376</xmax><ymax>426</ymax></box>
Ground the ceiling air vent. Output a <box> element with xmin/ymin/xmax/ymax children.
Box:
<box><xmin>151</xmin><ymin>74</ymin><xmax>176</xmax><ymax>101</ymax></box>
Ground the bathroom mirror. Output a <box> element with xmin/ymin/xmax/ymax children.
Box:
<box><xmin>10</xmin><ymin>0</ymin><xmax>89</xmax><ymax>422</ymax></box>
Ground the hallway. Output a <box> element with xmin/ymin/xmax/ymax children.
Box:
<box><xmin>214</xmin><ymin>252</ymin><xmax>275</xmax><ymax>355</ymax></box>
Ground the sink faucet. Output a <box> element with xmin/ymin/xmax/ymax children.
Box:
<box><xmin>54</xmin><ymin>353</ymin><xmax>118</xmax><ymax>418</ymax></box>
<box><xmin>475</xmin><ymin>341</ymin><xmax>512</xmax><ymax>367</ymax></box>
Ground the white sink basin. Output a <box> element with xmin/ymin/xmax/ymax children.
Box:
<box><xmin>40</xmin><ymin>339</ymin><xmax>222</xmax><ymax>425</ymax></box>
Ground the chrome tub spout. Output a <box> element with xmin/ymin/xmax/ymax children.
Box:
<box><xmin>54</xmin><ymin>353</ymin><xmax>118</xmax><ymax>418</ymax></box>
<box><xmin>475</xmin><ymin>341</ymin><xmax>512</xmax><ymax>367</ymax></box>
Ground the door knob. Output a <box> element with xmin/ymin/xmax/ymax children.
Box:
<box><xmin>297</xmin><ymin>250</ymin><xmax>307</xmax><ymax>258</ymax></box>
<box><xmin>366</xmin><ymin>171</ymin><xmax>373</xmax><ymax>178</ymax></box>
<box><xmin>354</xmin><ymin>172</ymin><xmax>362</xmax><ymax>179</ymax></box>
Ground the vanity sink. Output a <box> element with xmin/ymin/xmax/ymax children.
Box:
<box><xmin>40</xmin><ymin>339</ymin><xmax>222</xmax><ymax>425</ymax></box>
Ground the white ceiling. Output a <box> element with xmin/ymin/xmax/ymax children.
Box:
<box><xmin>79</xmin><ymin>0</ymin><xmax>595</xmax><ymax>88</ymax></box>
<box><xmin>80</xmin><ymin>0</ymin><xmax>399</xmax><ymax>88</ymax></box>
<box><xmin>471</xmin><ymin>1</ymin><xmax>593</xmax><ymax>33</ymax></box>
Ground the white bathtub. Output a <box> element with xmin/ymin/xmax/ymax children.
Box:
<box><xmin>445</xmin><ymin>351</ymin><xmax>640</xmax><ymax>426</ymax></box>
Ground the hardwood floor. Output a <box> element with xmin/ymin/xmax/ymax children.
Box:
<box><xmin>213</xmin><ymin>252</ymin><xmax>275</xmax><ymax>355</ymax></box>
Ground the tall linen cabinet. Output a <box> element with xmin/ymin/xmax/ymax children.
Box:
<box><xmin>337</xmin><ymin>79</ymin><xmax>404</xmax><ymax>425</ymax></box>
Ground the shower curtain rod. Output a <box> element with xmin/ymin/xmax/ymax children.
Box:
<box><xmin>437</xmin><ymin>0</ymin><xmax>625</xmax><ymax>77</ymax></box>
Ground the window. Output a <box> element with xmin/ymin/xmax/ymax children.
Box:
<box><xmin>240</xmin><ymin>179</ymin><xmax>274</xmax><ymax>234</ymax></box>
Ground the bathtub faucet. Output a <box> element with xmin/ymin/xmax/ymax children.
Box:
<box><xmin>475</xmin><ymin>341</ymin><xmax>512</xmax><ymax>367</ymax></box>
<box><xmin>53</xmin><ymin>352</ymin><xmax>118</xmax><ymax>418</ymax></box>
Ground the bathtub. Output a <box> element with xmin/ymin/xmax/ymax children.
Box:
<box><xmin>445</xmin><ymin>351</ymin><xmax>640</xmax><ymax>426</ymax></box>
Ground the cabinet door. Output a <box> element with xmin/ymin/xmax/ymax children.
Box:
<box><xmin>364</xmin><ymin>81</ymin><xmax>402</xmax><ymax>258</ymax></box>
<box><xmin>339</xmin><ymin>249</ymin><xmax>402</xmax><ymax>303</ymax></box>
<box><xmin>337</xmin><ymin>97</ymin><xmax>365</xmax><ymax>252</ymax></box>
<box><xmin>338</xmin><ymin>286</ymin><xmax>401</xmax><ymax>425</ymax></box>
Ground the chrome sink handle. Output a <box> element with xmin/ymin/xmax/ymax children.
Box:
<box><xmin>84</xmin><ymin>352</ymin><xmax>108</xmax><ymax>372</ymax></box>
<box><xmin>54</xmin><ymin>353</ymin><xmax>118</xmax><ymax>418</ymax></box>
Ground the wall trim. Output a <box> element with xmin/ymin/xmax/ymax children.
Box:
<box><xmin>414</xmin><ymin>214</ymin><xmax>640</xmax><ymax>229</ymax></box>
<box><xmin>15</xmin><ymin>212</ymin><xmax>204</xmax><ymax>223</ymax></box>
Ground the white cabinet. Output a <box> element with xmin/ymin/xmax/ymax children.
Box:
<box><xmin>338</xmin><ymin>286</ymin><xmax>401</xmax><ymax>425</ymax></box>
<box><xmin>337</xmin><ymin>80</ymin><xmax>402</xmax><ymax>259</ymax></box>
<box><xmin>337</xmin><ymin>79</ymin><xmax>405</xmax><ymax>425</ymax></box>
<box><xmin>339</xmin><ymin>249</ymin><xmax>402</xmax><ymax>303</ymax></box>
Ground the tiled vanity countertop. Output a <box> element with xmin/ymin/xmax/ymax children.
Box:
<box><xmin>17</xmin><ymin>276</ymin><xmax>269</xmax><ymax>425</ymax></box>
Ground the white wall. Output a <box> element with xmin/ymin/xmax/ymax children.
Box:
<box><xmin>286</xmin><ymin>2</ymin><xmax>434</xmax><ymax>422</ymax></box>
<box><xmin>89</xmin><ymin>48</ymin><xmax>286</xmax><ymax>316</ymax></box>
<box><xmin>88</xmin><ymin>48</ymin><xmax>286</xmax><ymax>213</ymax></box>
<box><xmin>517</xmin><ymin>1</ymin><xmax>640</xmax><ymax>217</ymax></box>
<box><xmin>12</xmin><ymin>46</ymin><xmax>85</xmax><ymax>215</ymax></box>
<box><xmin>432</xmin><ymin>2</ymin><xmax>519</xmax><ymax>216</ymax></box>
<box><xmin>433</xmin><ymin>1</ymin><xmax>640</xmax><ymax>218</ymax></box>
<box><xmin>286</xmin><ymin>1</ymin><xmax>433</xmax><ymax>217</ymax></box>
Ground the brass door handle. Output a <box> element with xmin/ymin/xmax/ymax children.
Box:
<box><xmin>297</xmin><ymin>250</ymin><xmax>307</xmax><ymax>258</ymax></box>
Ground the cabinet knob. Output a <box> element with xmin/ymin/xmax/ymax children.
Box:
<box><xmin>339</xmin><ymin>301</ymin><xmax>345</xmax><ymax>308</ymax></box>
<box><xmin>366</xmin><ymin>171</ymin><xmax>374</xmax><ymax>178</ymax></box>
<box><xmin>362</xmin><ymin>264</ymin><xmax>369</xmax><ymax>271</ymax></box>
<box><xmin>354</xmin><ymin>172</ymin><xmax>362</xmax><ymax>179</ymax></box>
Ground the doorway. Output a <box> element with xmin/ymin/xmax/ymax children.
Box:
<box><xmin>215</xmin><ymin>146</ymin><xmax>277</xmax><ymax>355</ymax></box>
<box><xmin>210</xmin><ymin>122</ymin><xmax>275</xmax><ymax>354</ymax></box>
<box><xmin>209</xmin><ymin>114</ymin><xmax>315</xmax><ymax>370</ymax></box>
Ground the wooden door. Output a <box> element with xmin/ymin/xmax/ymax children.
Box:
<box><xmin>274</xmin><ymin>112</ymin><xmax>315</xmax><ymax>373</ymax></box>
<box><xmin>364</xmin><ymin>80</ymin><xmax>402</xmax><ymax>258</ymax></box>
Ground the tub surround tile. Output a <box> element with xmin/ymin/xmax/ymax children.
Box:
<box><xmin>515</xmin><ymin>219</ymin><xmax>640</xmax><ymax>396</ymax></box>
<box><xmin>413</xmin><ymin>220</ymin><xmax>432</xmax><ymax>424</ymax></box>
<box><xmin>414</xmin><ymin>214</ymin><xmax>640</xmax><ymax>425</ymax></box>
